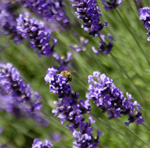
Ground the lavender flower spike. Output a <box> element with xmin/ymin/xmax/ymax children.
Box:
<box><xmin>0</xmin><ymin>2</ymin><xmax>23</xmax><ymax>44</ymax></box>
<box><xmin>0</xmin><ymin>62</ymin><xmax>45</xmax><ymax>124</ymax></box>
<box><xmin>139</xmin><ymin>7</ymin><xmax>150</xmax><ymax>42</ymax></box>
<box><xmin>101</xmin><ymin>0</ymin><xmax>122</xmax><ymax>11</ymax></box>
<box><xmin>32</xmin><ymin>138</ymin><xmax>53</xmax><ymax>148</ymax></box>
<box><xmin>45</xmin><ymin>67</ymin><xmax>102</xmax><ymax>147</ymax></box>
<box><xmin>71</xmin><ymin>0</ymin><xmax>107</xmax><ymax>37</ymax></box>
<box><xmin>17</xmin><ymin>13</ymin><xmax>57</xmax><ymax>57</ymax></box>
<box><xmin>86</xmin><ymin>71</ymin><xmax>144</xmax><ymax>126</ymax></box>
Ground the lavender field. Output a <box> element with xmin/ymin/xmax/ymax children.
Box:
<box><xmin>0</xmin><ymin>0</ymin><xmax>150</xmax><ymax>148</ymax></box>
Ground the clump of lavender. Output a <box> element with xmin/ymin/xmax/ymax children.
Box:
<box><xmin>53</xmin><ymin>52</ymin><xmax>72</xmax><ymax>72</ymax></box>
<box><xmin>0</xmin><ymin>62</ymin><xmax>45</xmax><ymax>124</ymax></box>
<box><xmin>18</xmin><ymin>0</ymin><xmax>69</xmax><ymax>28</ymax></box>
<box><xmin>92</xmin><ymin>34</ymin><xmax>115</xmax><ymax>55</ymax></box>
<box><xmin>69</xmin><ymin>37</ymin><xmax>89</xmax><ymax>52</ymax></box>
<box><xmin>32</xmin><ymin>138</ymin><xmax>53</xmax><ymax>148</ymax></box>
<box><xmin>17</xmin><ymin>13</ymin><xmax>57</xmax><ymax>57</ymax></box>
<box><xmin>71</xmin><ymin>0</ymin><xmax>107</xmax><ymax>37</ymax></box>
<box><xmin>86</xmin><ymin>71</ymin><xmax>144</xmax><ymax>126</ymax></box>
<box><xmin>139</xmin><ymin>7</ymin><xmax>150</xmax><ymax>42</ymax></box>
<box><xmin>0</xmin><ymin>1</ymin><xmax>23</xmax><ymax>44</ymax></box>
<box><xmin>45</xmin><ymin>67</ymin><xmax>102</xmax><ymax>147</ymax></box>
<box><xmin>101</xmin><ymin>0</ymin><xmax>122</xmax><ymax>11</ymax></box>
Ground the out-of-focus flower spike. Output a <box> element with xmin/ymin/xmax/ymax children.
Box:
<box><xmin>69</xmin><ymin>37</ymin><xmax>89</xmax><ymax>52</ymax></box>
<box><xmin>0</xmin><ymin>62</ymin><xmax>48</xmax><ymax>125</ymax></box>
<box><xmin>0</xmin><ymin>1</ymin><xmax>23</xmax><ymax>44</ymax></box>
<box><xmin>18</xmin><ymin>0</ymin><xmax>70</xmax><ymax>29</ymax></box>
<box><xmin>17</xmin><ymin>13</ymin><xmax>57</xmax><ymax>57</ymax></box>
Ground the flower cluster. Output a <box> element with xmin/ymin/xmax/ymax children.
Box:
<box><xmin>101</xmin><ymin>0</ymin><xmax>122</xmax><ymax>11</ymax></box>
<box><xmin>92</xmin><ymin>34</ymin><xmax>115</xmax><ymax>55</ymax></box>
<box><xmin>0</xmin><ymin>62</ymin><xmax>46</xmax><ymax>124</ymax></box>
<box><xmin>32</xmin><ymin>138</ymin><xmax>53</xmax><ymax>148</ymax></box>
<box><xmin>139</xmin><ymin>7</ymin><xmax>150</xmax><ymax>42</ymax></box>
<box><xmin>45</xmin><ymin>67</ymin><xmax>102</xmax><ymax>147</ymax></box>
<box><xmin>17</xmin><ymin>13</ymin><xmax>57</xmax><ymax>57</ymax></box>
<box><xmin>19</xmin><ymin>0</ymin><xmax>69</xmax><ymax>28</ymax></box>
<box><xmin>72</xmin><ymin>0</ymin><xmax>107</xmax><ymax>37</ymax></box>
<box><xmin>86</xmin><ymin>71</ymin><xmax>144</xmax><ymax>126</ymax></box>
<box><xmin>0</xmin><ymin>1</ymin><xmax>23</xmax><ymax>44</ymax></box>
<box><xmin>69</xmin><ymin>37</ymin><xmax>89</xmax><ymax>52</ymax></box>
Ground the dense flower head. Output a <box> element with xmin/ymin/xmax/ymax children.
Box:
<box><xmin>17</xmin><ymin>13</ymin><xmax>57</xmax><ymax>57</ymax></box>
<box><xmin>18</xmin><ymin>0</ymin><xmax>70</xmax><ymax>28</ymax></box>
<box><xmin>0</xmin><ymin>1</ymin><xmax>23</xmax><ymax>44</ymax></box>
<box><xmin>71</xmin><ymin>0</ymin><xmax>107</xmax><ymax>36</ymax></box>
<box><xmin>101</xmin><ymin>0</ymin><xmax>122</xmax><ymax>11</ymax></box>
<box><xmin>53</xmin><ymin>52</ymin><xmax>72</xmax><ymax>71</ymax></box>
<box><xmin>32</xmin><ymin>138</ymin><xmax>53</xmax><ymax>148</ymax></box>
<box><xmin>139</xmin><ymin>7</ymin><xmax>150</xmax><ymax>41</ymax></box>
<box><xmin>92</xmin><ymin>34</ymin><xmax>115</xmax><ymax>55</ymax></box>
<box><xmin>86</xmin><ymin>71</ymin><xmax>144</xmax><ymax>126</ymax></box>
<box><xmin>0</xmin><ymin>62</ymin><xmax>45</xmax><ymax>124</ymax></box>
<box><xmin>45</xmin><ymin>67</ymin><xmax>102</xmax><ymax>147</ymax></box>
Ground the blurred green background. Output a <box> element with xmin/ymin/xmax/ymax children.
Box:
<box><xmin>0</xmin><ymin>0</ymin><xmax>150</xmax><ymax>148</ymax></box>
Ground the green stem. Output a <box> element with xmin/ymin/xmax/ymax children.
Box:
<box><xmin>90</xmin><ymin>113</ymin><xmax>140</xmax><ymax>147</ymax></box>
<box><xmin>115</xmin><ymin>9</ymin><xmax>150</xmax><ymax>66</ymax></box>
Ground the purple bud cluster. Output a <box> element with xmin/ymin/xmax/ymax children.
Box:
<box><xmin>53</xmin><ymin>52</ymin><xmax>72</xmax><ymax>71</ymax></box>
<box><xmin>17</xmin><ymin>13</ymin><xmax>57</xmax><ymax>57</ymax></box>
<box><xmin>86</xmin><ymin>71</ymin><xmax>144</xmax><ymax>126</ymax></box>
<box><xmin>139</xmin><ymin>7</ymin><xmax>150</xmax><ymax>42</ymax></box>
<box><xmin>69</xmin><ymin>37</ymin><xmax>89</xmax><ymax>52</ymax></box>
<box><xmin>0</xmin><ymin>1</ymin><xmax>23</xmax><ymax>44</ymax></box>
<box><xmin>101</xmin><ymin>0</ymin><xmax>122</xmax><ymax>11</ymax></box>
<box><xmin>32</xmin><ymin>138</ymin><xmax>53</xmax><ymax>148</ymax></box>
<box><xmin>71</xmin><ymin>0</ymin><xmax>107</xmax><ymax>37</ymax></box>
<box><xmin>45</xmin><ymin>67</ymin><xmax>102</xmax><ymax>148</ymax></box>
<box><xmin>19</xmin><ymin>0</ymin><xmax>69</xmax><ymax>27</ymax></box>
<box><xmin>0</xmin><ymin>62</ymin><xmax>45</xmax><ymax>123</ymax></box>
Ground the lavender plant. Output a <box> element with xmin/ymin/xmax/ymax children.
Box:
<box><xmin>0</xmin><ymin>0</ymin><xmax>149</xmax><ymax>148</ymax></box>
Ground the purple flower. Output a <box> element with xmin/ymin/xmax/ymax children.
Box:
<box><xmin>86</xmin><ymin>71</ymin><xmax>144</xmax><ymax>126</ymax></box>
<box><xmin>32</xmin><ymin>138</ymin><xmax>53</xmax><ymax>148</ymax></box>
<box><xmin>18</xmin><ymin>0</ymin><xmax>69</xmax><ymax>28</ymax></box>
<box><xmin>0</xmin><ymin>1</ymin><xmax>23</xmax><ymax>44</ymax></box>
<box><xmin>101</xmin><ymin>0</ymin><xmax>122</xmax><ymax>11</ymax></box>
<box><xmin>17</xmin><ymin>13</ymin><xmax>57</xmax><ymax>57</ymax></box>
<box><xmin>71</xmin><ymin>0</ymin><xmax>107</xmax><ymax>37</ymax></box>
<box><xmin>45</xmin><ymin>67</ymin><xmax>102</xmax><ymax>147</ymax></box>
<box><xmin>0</xmin><ymin>62</ymin><xmax>47</xmax><ymax>125</ymax></box>
<box><xmin>92</xmin><ymin>34</ymin><xmax>115</xmax><ymax>55</ymax></box>
<box><xmin>139</xmin><ymin>7</ymin><xmax>150</xmax><ymax>42</ymax></box>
